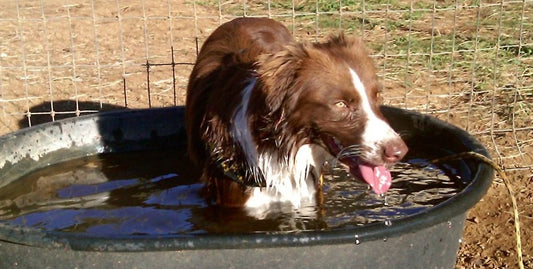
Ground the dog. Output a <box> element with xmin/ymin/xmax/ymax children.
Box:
<box><xmin>186</xmin><ymin>18</ymin><xmax>408</xmax><ymax>214</ymax></box>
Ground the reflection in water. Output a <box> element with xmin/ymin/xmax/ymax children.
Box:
<box><xmin>0</xmin><ymin>148</ymin><xmax>465</xmax><ymax>236</ymax></box>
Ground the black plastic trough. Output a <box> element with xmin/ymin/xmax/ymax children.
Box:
<box><xmin>0</xmin><ymin>106</ymin><xmax>493</xmax><ymax>268</ymax></box>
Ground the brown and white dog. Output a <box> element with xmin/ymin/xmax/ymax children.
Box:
<box><xmin>186</xmin><ymin>18</ymin><xmax>407</xmax><ymax>213</ymax></box>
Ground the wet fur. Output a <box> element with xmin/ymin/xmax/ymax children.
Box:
<box><xmin>186</xmin><ymin>18</ymin><xmax>403</xmax><ymax>210</ymax></box>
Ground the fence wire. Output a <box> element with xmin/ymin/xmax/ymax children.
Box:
<box><xmin>0</xmin><ymin>0</ymin><xmax>532</xmax><ymax>174</ymax></box>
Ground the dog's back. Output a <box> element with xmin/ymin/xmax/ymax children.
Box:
<box><xmin>189</xmin><ymin>18</ymin><xmax>293</xmax><ymax>81</ymax></box>
<box><xmin>186</xmin><ymin>18</ymin><xmax>293</xmax><ymax>167</ymax></box>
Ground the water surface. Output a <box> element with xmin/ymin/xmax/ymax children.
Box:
<box><xmin>0</xmin><ymin>148</ymin><xmax>465</xmax><ymax>236</ymax></box>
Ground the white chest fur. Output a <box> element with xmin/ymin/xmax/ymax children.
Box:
<box><xmin>244</xmin><ymin>144</ymin><xmax>327</xmax><ymax>215</ymax></box>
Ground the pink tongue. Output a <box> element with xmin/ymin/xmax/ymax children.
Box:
<box><xmin>358</xmin><ymin>164</ymin><xmax>392</xmax><ymax>195</ymax></box>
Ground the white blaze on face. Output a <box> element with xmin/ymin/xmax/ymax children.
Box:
<box><xmin>349</xmin><ymin>68</ymin><xmax>399</xmax><ymax>163</ymax></box>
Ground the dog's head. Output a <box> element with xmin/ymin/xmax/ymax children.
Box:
<box><xmin>254</xmin><ymin>34</ymin><xmax>408</xmax><ymax>194</ymax></box>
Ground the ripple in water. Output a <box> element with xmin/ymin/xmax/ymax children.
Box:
<box><xmin>0</xmin><ymin>148</ymin><xmax>465</xmax><ymax>236</ymax></box>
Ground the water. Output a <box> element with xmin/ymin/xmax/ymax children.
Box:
<box><xmin>0</xmin><ymin>148</ymin><xmax>466</xmax><ymax>236</ymax></box>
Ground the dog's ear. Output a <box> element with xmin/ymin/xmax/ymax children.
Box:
<box><xmin>256</xmin><ymin>43</ymin><xmax>308</xmax><ymax>112</ymax></box>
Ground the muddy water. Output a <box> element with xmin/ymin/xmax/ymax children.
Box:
<box><xmin>0</xmin><ymin>148</ymin><xmax>465</xmax><ymax>236</ymax></box>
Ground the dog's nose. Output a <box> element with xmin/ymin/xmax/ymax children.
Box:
<box><xmin>383</xmin><ymin>139</ymin><xmax>408</xmax><ymax>163</ymax></box>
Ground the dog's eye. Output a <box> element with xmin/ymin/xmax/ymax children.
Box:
<box><xmin>335</xmin><ymin>101</ymin><xmax>347</xmax><ymax>108</ymax></box>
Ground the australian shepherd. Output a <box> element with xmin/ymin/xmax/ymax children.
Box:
<box><xmin>186</xmin><ymin>18</ymin><xmax>407</xmax><ymax>214</ymax></box>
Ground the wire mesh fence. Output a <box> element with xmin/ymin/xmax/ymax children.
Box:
<box><xmin>0</xmin><ymin>0</ymin><xmax>532</xmax><ymax>265</ymax></box>
<box><xmin>1</xmin><ymin>0</ymin><xmax>531</xmax><ymax>173</ymax></box>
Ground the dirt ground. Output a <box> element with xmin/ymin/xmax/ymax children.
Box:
<box><xmin>0</xmin><ymin>1</ymin><xmax>531</xmax><ymax>268</ymax></box>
